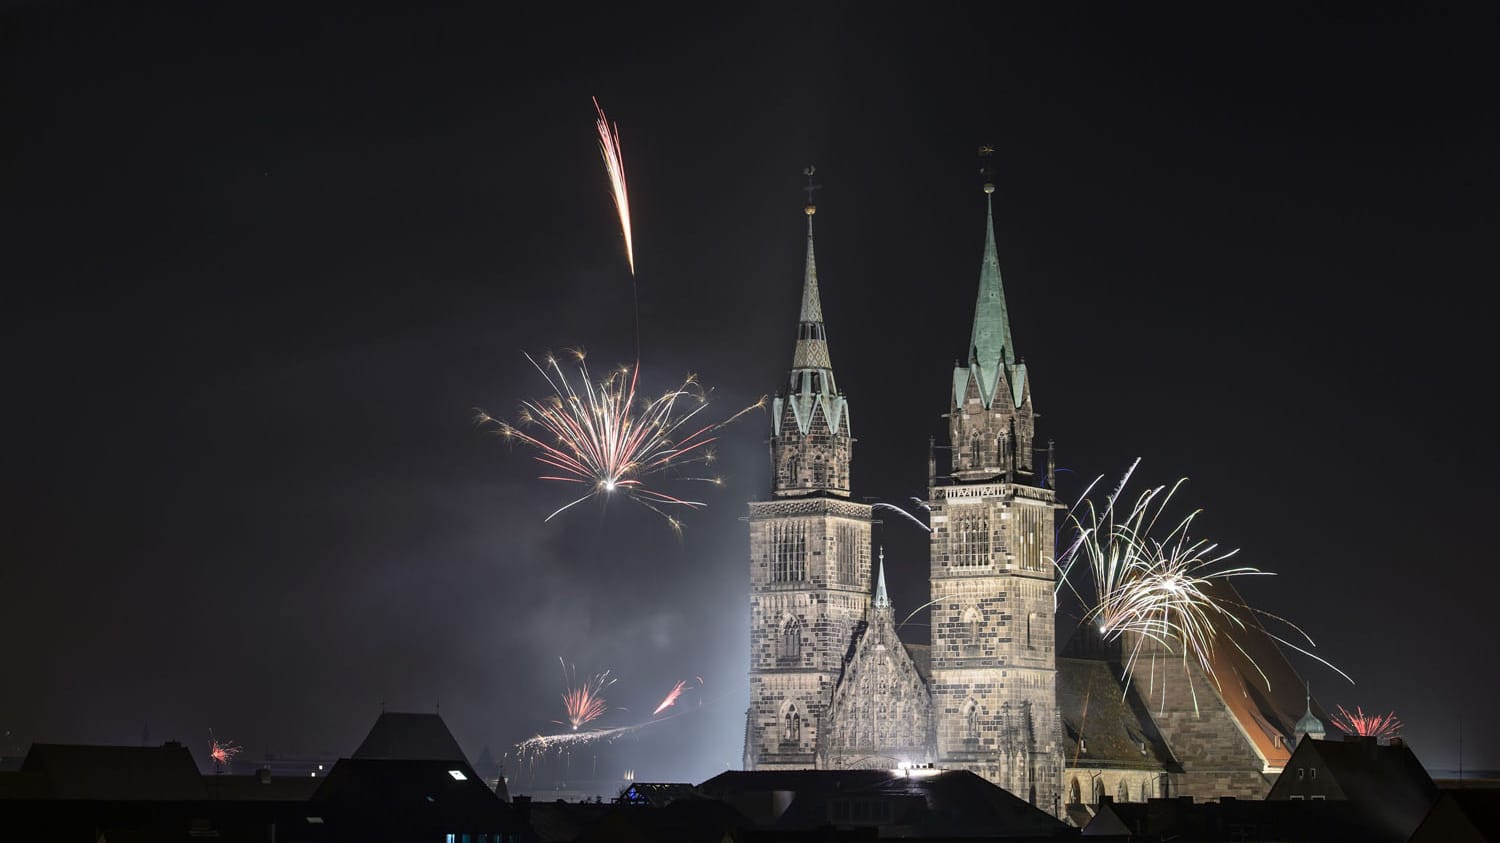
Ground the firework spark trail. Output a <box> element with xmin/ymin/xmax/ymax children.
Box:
<box><xmin>476</xmin><ymin>351</ymin><xmax>764</xmax><ymax>528</ymax></box>
<box><xmin>874</xmin><ymin>502</ymin><xmax>931</xmax><ymax>532</ymax></box>
<box><xmin>593</xmin><ymin>97</ymin><xmax>634</xmax><ymax>276</ymax></box>
<box><xmin>653</xmin><ymin>680</ymin><xmax>689</xmax><ymax>716</ymax></box>
<box><xmin>1332</xmin><ymin>705</ymin><xmax>1402</xmax><ymax>740</ymax></box>
<box><xmin>1054</xmin><ymin>461</ymin><xmax>1351</xmax><ymax>714</ymax></box>
<box><xmin>554</xmin><ymin>659</ymin><xmax>616</xmax><ymax>731</ymax></box>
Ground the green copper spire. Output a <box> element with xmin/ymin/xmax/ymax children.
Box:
<box><xmin>873</xmin><ymin>547</ymin><xmax>890</xmax><ymax>609</ymax></box>
<box><xmin>791</xmin><ymin>205</ymin><xmax>832</xmax><ymax>370</ymax></box>
<box><xmin>968</xmin><ymin>185</ymin><xmax>1016</xmax><ymax>406</ymax></box>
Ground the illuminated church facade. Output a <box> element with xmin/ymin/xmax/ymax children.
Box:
<box><xmin>744</xmin><ymin>164</ymin><xmax>1329</xmax><ymax>819</ymax></box>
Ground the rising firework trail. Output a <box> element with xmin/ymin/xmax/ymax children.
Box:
<box><xmin>1331</xmin><ymin>705</ymin><xmax>1402</xmax><ymax>740</ymax></box>
<box><xmin>477</xmin><ymin>351</ymin><xmax>763</xmax><ymax>528</ymax></box>
<box><xmin>1055</xmin><ymin>460</ymin><xmax>1350</xmax><ymax>714</ymax></box>
<box><xmin>593</xmin><ymin>97</ymin><xmax>634</xmax><ymax>276</ymax></box>
<box><xmin>652</xmin><ymin>676</ymin><xmax>703</xmax><ymax>716</ymax></box>
<box><xmin>555</xmin><ymin>660</ymin><xmax>615</xmax><ymax>731</ymax></box>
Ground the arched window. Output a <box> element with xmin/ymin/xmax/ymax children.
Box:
<box><xmin>786</xmin><ymin>455</ymin><xmax>801</xmax><ymax>487</ymax></box>
<box><xmin>1069</xmin><ymin>778</ymin><xmax>1081</xmax><ymax>805</ymax></box>
<box><xmin>1117</xmin><ymin>779</ymin><xmax>1129</xmax><ymax>802</ymax></box>
<box><xmin>782</xmin><ymin>704</ymin><xmax>801</xmax><ymax>742</ymax></box>
<box><xmin>812</xmin><ymin>455</ymin><xmax>826</xmax><ymax>487</ymax></box>
<box><xmin>770</xmin><ymin>522</ymin><xmax>807</xmax><ymax>582</ymax></box>
<box><xmin>780</xmin><ymin>617</ymin><xmax>801</xmax><ymax>661</ymax></box>
<box><xmin>969</xmin><ymin>432</ymin><xmax>981</xmax><ymax>466</ymax></box>
<box><xmin>963</xmin><ymin>606</ymin><xmax>983</xmax><ymax>646</ymax></box>
<box><xmin>1092</xmin><ymin>778</ymin><xmax>1105</xmax><ymax>805</ymax></box>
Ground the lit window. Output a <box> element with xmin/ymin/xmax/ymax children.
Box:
<box><xmin>448</xmin><ymin>769</ymin><xmax>468</xmax><ymax>781</ymax></box>
<box><xmin>307</xmin><ymin>817</ymin><xmax>324</xmax><ymax>824</ymax></box>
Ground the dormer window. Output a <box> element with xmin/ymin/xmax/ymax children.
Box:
<box><xmin>447</xmin><ymin>769</ymin><xmax>467</xmax><ymax>781</ymax></box>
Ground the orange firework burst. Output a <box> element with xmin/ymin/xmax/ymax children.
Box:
<box><xmin>1331</xmin><ymin>705</ymin><xmax>1402</xmax><ymax>740</ymax></box>
<box><xmin>477</xmin><ymin>350</ymin><xmax>762</xmax><ymax>529</ymax></box>
<box><xmin>593</xmin><ymin>96</ymin><xmax>633</xmax><ymax>275</ymax></box>
<box><xmin>208</xmin><ymin>731</ymin><xmax>240</xmax><ymax>770</ymax></box>
<box><xmin>554</xmin><ymin>660</ymin><xmax>615</xmax><ymax>731</ymax></box>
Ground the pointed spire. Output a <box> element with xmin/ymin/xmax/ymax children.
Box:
<box><xmin>873</xmin><ymin>547</ymin><xmax>890</xmax><ymax>609</ymax></box>
<box><xmin>792</xmin><ymin>166</ymin><xmax>830</xmax><ymax>370</ymax></box>
<box><xmin>966</xmin><ymin>147</ymin><xmax>1019</xmax><ymax>409</ymax></box>
<box><xmin>1295</xmin><ymin>680</ymin><xmax>1325</xmax><ymax>741</ymax></box>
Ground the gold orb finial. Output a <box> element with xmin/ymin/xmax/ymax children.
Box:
<box><xmin>805</xmin><ymin>203</ymin><xmax>816</xmax><ymax>216</ymax></box>
<box><xmin>983</xmin><ymin>183</ymin><xmax>995</xmax><ymax>195</ymax></box>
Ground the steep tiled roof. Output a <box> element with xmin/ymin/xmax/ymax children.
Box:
<box><xmin>19</xmin><ymin>742</ymin><xmax>207</xmax><ymax>800</ymax></box>
<box><xmin>352</xmin><ymin>712</ymin><xmax>467</xmax><ymax>762</ymax></box>
<box><xmin>1057</xmin><ymin>658</ymin><xmax>1173</xmax><ymax>770</ymax></box>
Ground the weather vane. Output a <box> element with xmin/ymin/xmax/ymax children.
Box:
<box><xmin>803</xmin><ymin>165</ymin><xmax>821</xmax><ymax>205</ymax></box>
<box><xmin>978</xmin><ymin>145</ymin><xmax>995</xmax><ymax>194</ymax></box>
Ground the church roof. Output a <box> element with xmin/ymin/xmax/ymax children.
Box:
<box><xmin>1057</xmin><ymin>658</ymin><xmax>1174</xmax><ymax>770</ymax></box>
<box><xmin>19</xmin><ymin>742</ymin><xmax>208</xmax><ymax>800</ymax></box>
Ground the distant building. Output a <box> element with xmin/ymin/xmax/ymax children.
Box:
<box><xmin>1266</xmin><ymin>734</ymin><xmax>1438</xmax><ymax>841</ymax></box>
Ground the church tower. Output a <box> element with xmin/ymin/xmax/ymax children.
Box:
<box><xmin>927</xmin><ymin>157</ymin><xmax>1064</xmax><ymax>813</ymax></box>
<box><xmin>745</xmin><ymin>176</ymin><xmax>873</xmax><ymax>770</ymax></box>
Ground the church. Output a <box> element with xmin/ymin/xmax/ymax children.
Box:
<box><xmin>743</xmin><ymin>165</ymin><xmax>1331</xmax><ymax>820</ymax></box>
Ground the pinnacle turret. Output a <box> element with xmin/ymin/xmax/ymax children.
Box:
<box><xmin>874</xmin><ymin>547</ymin><xmax>890</xmax><ymax>609</ymax></box>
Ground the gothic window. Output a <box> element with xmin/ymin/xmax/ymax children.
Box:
<box><xmin>964</xmin><ymin>699</ymin><xmax>979</xmax><ymax>742</ymax></box>
<box><xmin>1092</xmin><ymin>778</ymin><xmax>1105</xmax><ymax>805</ymax></box>
<box><xmin>1069</xmin><ymin>778</ymin><xmax>1081</xmax><ymax>805</ymax></box>
<box><xmin>835</xmin><ymin>524</ymin><xmax>858</xmax><ymax>585</ymax></box>
<box><xmin>1117</xmin><ymin>779</ymin><xmax>1129</xmax><ymax>802</ymax></box>
<box><xmin>963</xmin><ymin>606</ymin><xmax>983</xmax><ymax>646</ymax></box>
<box><xmin>1027</xmin><ymin>612</ymin><xmax>1037</xmax><ymax>648</ymax></box>
<box><xmin>780</xmin><ymin>617</ymin><xmax>802</xmax><ymax>661</ymax></box>
<box><xmin>954</xmin><ymin>515</ymin><xmax>990</xmax><ymax>567</ymax></box>
<box><xmin>969</xmin><ymin>432</ymin><xmax>981</xmax><ymax>467</ymax></box>
<box><xmin>812</xmin><ymin>455</ymin><xmax>826</xmax><ymax>487</ymax></box>
<box><xmin>783</xmin><ymin>704</ymin><xmax>802</xmax><ymax>742</ymax></box>
<box><xmin>770</xmin><ymin>522</ymin><xmax>807</xmax><ymax>582</ymax></box>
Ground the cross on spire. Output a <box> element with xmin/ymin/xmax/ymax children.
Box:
<box><xmin>978</xmin><ymin>145</ymin><xmax>995</xmax><ymax>194</ymax></box>
<box><xmin>802</xmin><ymin>165</ymin><xmax>821</xmax><ymax>206</ymax></box>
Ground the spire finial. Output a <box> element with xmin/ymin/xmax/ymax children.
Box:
<box><xmin>979</xmin><ymin>145</ymin><xmax>995</xmax><ymax>194</ymax></box>
<box><xmin>873</xmin><ymin>547</ymin><xmax>890</xmax><ymax>609</ymax></box>
<box><xmin>803</xmin><ymin>165</ymin><xmax>820</xmax><ymax>215</ymax></box>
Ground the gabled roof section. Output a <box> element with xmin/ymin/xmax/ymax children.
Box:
<box><xmin>1058</xmin><ymin>658</ymin><xmax>1174</xmax><ymax>770</ymax></box>
<box><xmin>352</xmin><ymin>712</ymin><xmax>467</xmax><ymax>763</ymax></box>
<box><xmin>20</xmin><ymin>742</ymin><xmax>208</xmax><ymax>800</ymax></box>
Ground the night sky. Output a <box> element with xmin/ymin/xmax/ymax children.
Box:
<box><xmin>3</xmin><ymin>5</ymin><xmax>1496</xmax><ymax>783</ymax></box>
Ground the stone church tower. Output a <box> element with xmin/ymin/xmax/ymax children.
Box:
<box><xmin>744</xmin><ymin>195</ymin><xmax>874</xmax><ymax>770</ymax></box>
<box><xmin>927</xmin><ymin>173</ymin><xmax>1064</xmax><ymax>812</ymax></box>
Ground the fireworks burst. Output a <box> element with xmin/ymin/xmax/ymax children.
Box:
<box><xmin>208</xmin><ymin>731</ymin><xmax>240</xmax><ymax>770</ymax></box>
<box><xmin>1056</xmin><ymin>460</ymin><xmax>1350</xmax><ymax>714</ymax></box>
<box><xmin>476</xmin><ymin>350</ymin><xmax>762</xmax><ymax>527</ymax></box>
<box><xmin>593</xmin><ymin>97</ymin><xmax>633</xmax><ymax>275</ymax></box>
<box><xmin>555</xmin><ymin>660</ymin><xmax>616</xmax><ymax>731</ymax></box>
<box><xmin>1331</xmin><ymin>705</ymin><xmax>1402</xmax><ymax>740</ymax></box>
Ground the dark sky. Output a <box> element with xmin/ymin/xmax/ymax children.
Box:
<box><xmin>3</xmin><ymin>4</ymin><xmax>1496</xmax><ymax>782</ymax></box>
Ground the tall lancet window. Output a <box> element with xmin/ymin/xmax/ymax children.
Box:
<box><xmin>954</xmin><ymin>515</ymin><xmax>990</xmax><ymax>567</ymax></box>
<box><xmin>770</xmin><ymin>522</ymin><xmax>807</xmax><ymax>581</ymax></box>
<box><xmin>780</xmin><ymin>617</ymin><xmax>801</xmax><ymax>661</ymax></box>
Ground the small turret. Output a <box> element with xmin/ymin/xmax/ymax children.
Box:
<box><xmin>1294</xmin><ymin>682</ymin><xmax>1326</xmax><ymax>743</ymax></box>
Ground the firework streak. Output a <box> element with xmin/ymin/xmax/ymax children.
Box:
<box><xmin>1332</xmin><ymin>705</ymin><xmax>1402</xmax><ymax>740</ymax></box>
<box><xmin>208</xmin><ymin>732</ymin><xmax>240</xmax><ymax>769</ymax></box>
<box><xmin>593</xmin><ymin>97</ymin><xmax>634</xmax><ymax>275</ymax></box>
<box><xmin>477</xmin><ymin>351</ymin><xmax>763</xmax><ymax>528</ymax></box>
<box><xmin>1055</xmin><ymin>460</ymin><xmax>1350</xmax><ymax>714</ymax></box>
<box><xmin>873</xmin><ymin>502</ymin><xmax>931</xmax><ymax>532</ymax></box>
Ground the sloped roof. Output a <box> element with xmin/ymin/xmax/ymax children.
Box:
<box><xmin>352</xmin><ymin>712</ymin><xmax>467</xmax><ymax>762</ymax></box>
<box><xmin>698</xmin><ymin>769</ymin><xmax>1067</xmax><ymax>837</ymax></box>
<box><xmin>1272</xmin><ymin>736</ymin><xmax>1437</xmax><ymax>838</ymax></box>
<box><xmin>1058</xmin><ymin>658</ymin><xmax>1174</xmax><ymax>770</ymax></box>
<box><xmin>202</xmin><ymin>772</ymin><xmax>322</xmax><ymax>801</ymax></box>
<box><xmin>19</xmin><ymin>742</ymin><xmax>208</xmax><ymax>800</ymax></box>
<box><xmin>1170</xmin><ymin>579</ymin><xmax>1333</xmax><ymax>768</ymax></box>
